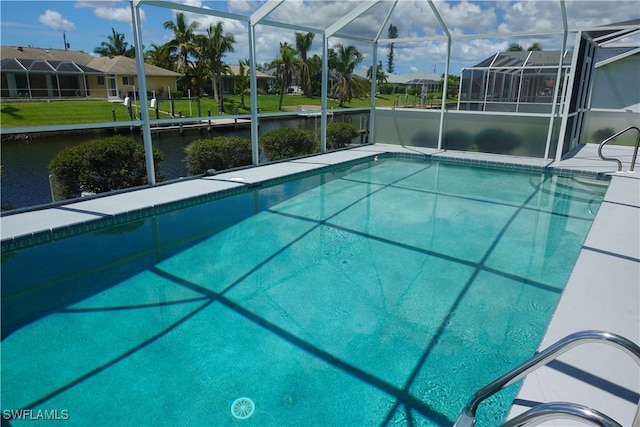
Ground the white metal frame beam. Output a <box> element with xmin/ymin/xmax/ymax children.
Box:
<box><xmin>325</xmin><ymin>1</ymin><xmax>381</xmax><ymax>38</ymax></box>
<box><xmin>368</xmin><ymin>1</ymin><xmax>398</xmax><ymax>143</ymax></box>
<box><xmin>247</xmin><ymin>0</ymin><xmax>284</xmax><ymax>165</ymax></box>
<box><xmin>545</xmin><ymin>0</ymin><xmax>568</xmax><ymax>159</ymax></box>
<box><xmin>427</xmin><ymin>0</ymin><xmax>451</xmax><ymax>150</ymax></box>
<box><xmin>131</xmin><ymin>0</ymin><xmax>156</xmax><ymax>186</ymax></box>
<box><xmin>250</xmin><ymin>0</ymin><xmax>284</xmax><ymax>25</ymax></box>
<box><xmin>138</xmin><ymin>0</ymin><xmax>249</xmax><ymax>22</ymax></box>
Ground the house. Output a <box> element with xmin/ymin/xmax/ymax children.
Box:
<box><xmin>218</xmin><ymin>64</ymin><xmax>274</xmax><ymax>95</ymax></box>
<box><xmin>0</xmin><ymin>46</ymin><xmax>182</xmax><ymax>101</ymax></box>
<box><xmin>354</xmin><ymin>69</ymin><xmax>442</xmax><ymax>95</ymax></box>
<box><xmin>85</xmin><ymin>55</ymin><xmax>182</xmax><ymax>100</ymax></box>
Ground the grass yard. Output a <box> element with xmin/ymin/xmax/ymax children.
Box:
<box><xmin>0</xmin><ymin>94</ymin><xmax>436</xmax><ymax>129</ymax></box>
<box><xmin>1</xmin><ymin>100</ymin><xmax>131</xmax><ymax>128</ymax></box>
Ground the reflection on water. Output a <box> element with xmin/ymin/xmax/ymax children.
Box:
<box><xmin>1</xmin><ymin>113</ymin><xmax>367</xmax><ymax>210</ymax></box>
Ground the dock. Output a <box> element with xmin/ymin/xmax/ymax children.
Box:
<box><xmin>148</xmin><ymin>118</ymin><xmax>251</xmax><ymax>133</ymax></box>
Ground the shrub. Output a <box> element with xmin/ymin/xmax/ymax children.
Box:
<box><xmin>378</xmin><ymin>83</ymin><xmax>394</xmax><ymax>95</ymax></box>
<box><xmin>49</xmin><ymin>135</ymin><xmax>163</xmax><ymax>199</ymax></box>
<box><xmin>259</xmin><ymin>128</ymin><xmax>318</xmax><ymax>161</ymax></box>
<box><xmin>444</xmin><ymin>130</ymin><xmax>473</xmax><ymax>151</ymax></box>
<box><xmin>474</xmin><ymin>128</ymin><xmax>522</xmax><ymax>154</ymax></box>
<box><xmin>325</xmin><ymin>121</ymin><xmax>358</xmax><ymax>150</ymax></box>
<box><xmin>183</xmin><ymin>136</ymin><xmax>252</xmax><ymax>175</ymax></box>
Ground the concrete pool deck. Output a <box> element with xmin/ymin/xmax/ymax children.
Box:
<box><xmin>1</xmin><ymin>143</ymin><xmax>638</xmax><ymax>424</ymax></box>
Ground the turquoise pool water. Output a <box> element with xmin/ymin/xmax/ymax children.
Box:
<box><xmin>1</xmin><ymin>157</ymin><xmax>609</xmax><ymax>426</ymax></box>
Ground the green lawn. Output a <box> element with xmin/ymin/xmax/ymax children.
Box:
<box><xmin>0</xmin><ymin>94</ymin><xmax>448</xmax><ymax>129</ymax></box>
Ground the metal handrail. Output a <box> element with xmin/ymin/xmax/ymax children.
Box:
<box><xmin>454</xmin><ymin>330</ymin><xmax>640</xmax><ymax>427</ymax></box>
<box><xmin>597</xmin><ymin>126</ymin><xmax>640</xmax><ymax>172</ymax></box>
<box><xmin>501</xmin><ymin>402</ymin><xmax>622</xmax><ymax>427</ymax></box>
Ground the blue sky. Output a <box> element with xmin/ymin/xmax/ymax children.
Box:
<box><xmin>1</xmin><ymin>1</ymin><xmax>638</xmax><ymax>75</ymax></box>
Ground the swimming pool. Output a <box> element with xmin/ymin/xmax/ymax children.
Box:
<box><xmin>1</xmin><ymin>156</ymin><xmax>609</xmax><ymax>426</ymax></box>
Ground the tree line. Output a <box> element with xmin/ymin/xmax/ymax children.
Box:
<box><xmin>92</xmin><ymin>14</ymin><xmax>380</xmax><ymax>110</ymax></box>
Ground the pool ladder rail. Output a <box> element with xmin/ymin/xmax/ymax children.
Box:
<box><xmin>454</xmin><ymin>330</ymin><xmax>640</xmax><ymax>427</ymax></box>
<box><xmin>598</xmin><ymin>126</ymin><xmax>640</xmax><ymax>173</ymax></box>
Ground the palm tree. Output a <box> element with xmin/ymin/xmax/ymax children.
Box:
<box><xmin>203</xmin><ymin>22</ymin><xmax>235</xmax><ymax>113</ymax></box>
<box><xmin>235</xmin><ymin>59</ymin><xmax>250</xmax><ymax>109</ymax></box>
<box><xmin>189</xmin><ymin>43</ymin><xmax>212</xmax><ymax>97</ymax></box>
<box><xmin>94</xmin><ymin>28</ymin><xmax>134</xmax><ymax>57</ymax></box>
<box><xmin>366</xmin><ymin>61</ymin><xmax>387</xmax><ymax>94</ymax></box>
<box><xmin>307</xmin><ymin>54</ymin><xmax>323</xmax><ymax>97</ymax></box>
<box><xmin>163</xmin><ymin>12</ymin><xmax>199</xmax><ymax>74</ymax></box>
<box><xmin>330</xmin><ymin>44</ymin><xmax>368</xmax><ymax>107</ymax></box>
<box><xmin>271</xmin><ymin>42</ymin><xmax>300</xmax><ymax>110</ymax></box>
<box><xmin>145</xmin><ymin>43</ymin><xmax>174</xmax><ymax>70</ymax></box>
<box><xmin>295</xmin><ymin>32</ymin><xmax>314</xmax><ymax>97</ymax></box>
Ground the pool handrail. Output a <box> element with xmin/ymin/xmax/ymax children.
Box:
<box><xmin>453</xmin><ymin>330</ymin><xmax>640</xmax><ymax>427</ymax></box>
<box><xmin>500</xmin><ymin>401</ymin><xmax>622</xmax><ymax>427</ymax></box>
<box><xmin>597</xmin><ymin>126</ymin><xmax>640</xmax><ymax>172</ymax></box>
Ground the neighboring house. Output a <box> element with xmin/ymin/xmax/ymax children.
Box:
<box><xmin>354</xmin><ymin>69</ymin><xmax>442</xmax><ymax>95</ymax></box>
<box><xmin>218</xmin><ymin>64</ymin><xmax>273</xmax><ymax>95</ymax></box>
<box><xmin>0</xmin><ymin>46</ymin><xmax>181</xmax><ymax>101</ymax></box>
<box><xmin>261</xmin><ymin>66</ymin><xmax>301</xmax><ymax>94</ymax></box>
<box><xmin>400</xmin><ymin>71</ymin><xmax>442</xmax><ymax>95</ymax></box>
<box><xmin>85</xmin><ymin>55</ymin><xmax>182</xmax><ymax>100</ymax></box>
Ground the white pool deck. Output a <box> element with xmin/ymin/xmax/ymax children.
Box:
<box><xmin>1</xmin><ymin>143</ymin><xmax>638</xmax><ymax>424</ymax></box>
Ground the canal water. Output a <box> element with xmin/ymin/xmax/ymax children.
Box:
<box><xmin>1</xmin><ymin>113</ymin><xmax>368</xmax><ymax>210</ymax></box>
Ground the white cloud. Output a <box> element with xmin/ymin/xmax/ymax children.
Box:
<box><xmin>74</xmin><ymin>1</ymin><xmax>145</xmax><ymax>23</ymax></box>
<box><xmin>269</xmin><ymin>1</ymin><xmax>365</xmax><ymax>31</ymax></box>
<box><xmin>497</xmin><ymin>0</ymin><xmax>640</xmax><ymax>33</ymax></box>
<box><xmin>93</xmin><ymin>7</ymin><xmax>146</xmax><ymax>22</ymax></box>
<box><xmin>228</xmin><ymin>0</ymin><xmax>259</xmax><ymax>14</ymax></box>
<box><xmin>38</xmin><ymin>10</ymin><xmax>76</xmax><ymax>32</ymax></box>
<box><xmin>74</xmin><ymin>1</ymin><xmax>116</xmax><ymax>6</ymax></box>
<box><xmin>440</xmin><ymin>0</ymin><xmax>498</xmax><ymax>34</ymax></box>
<box><xmin>93</xmin><ymin>7</ymin><xmax>146</xmax><ymax>23</ymax></box>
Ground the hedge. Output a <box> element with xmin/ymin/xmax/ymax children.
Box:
<box><xmin>49</xmin><ymin>135</ymin><xmax>163</xmax><ymax>199</ymax></box>
<box><xmin>184</xmin><ymin>136</ymin><xmax>252</xmax><ymax>175</ymax></box>
<box><xmin>259</xmin><ymin>127</ymin><xmax>318</xmax><ymax>161</ymax></box>
<box><xmin>325</xmin><ymin>122</ymin><xmax>358</xmax><ymax>150</ymax></box>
